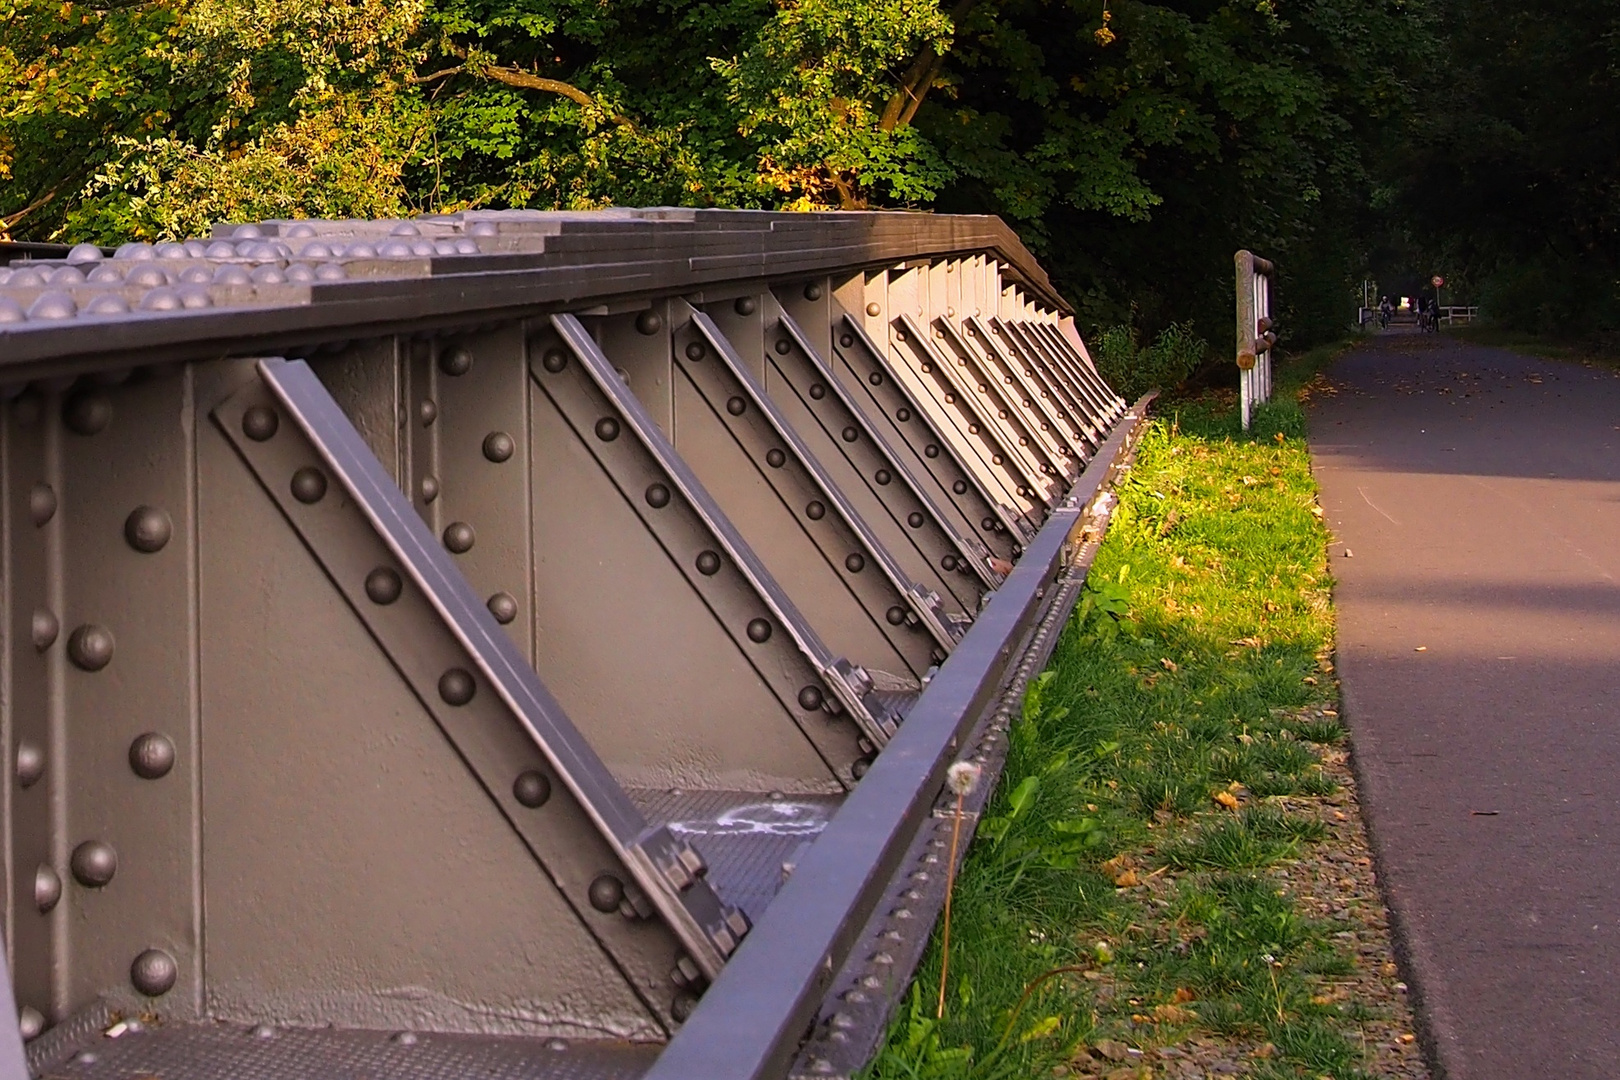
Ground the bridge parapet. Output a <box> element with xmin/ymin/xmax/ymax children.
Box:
<box><xmin>0</xmin><ymin>210</ymin><xmax>1140</xmax><ymax>1080</ymax></box>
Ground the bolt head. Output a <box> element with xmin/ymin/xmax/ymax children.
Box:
<box><xmin>804</xmin><ymin>283</ymin><xmax>824</xmax><ymax>301</ymax></box>
<box><xmin>129</xmin><ymin>733</ymin><xmax>176</xmax><ymax>779</ymax></box>
<box><xmin>483</xmin><ymin>431</ymin><xmax>515</xmax><ymax>463</ymax></box>
<box><xmin>866</xmin><ymin>302</ymin><xmax>882</xmax><ymax>317</ymax></box>
<box><xmin>487</xmin><ymin>592</ymin><xmax>518</xmax><ymax>624</ymax></box>
<box><xmin>685</xmin><ymin>341</ymin><xmax>706</xmax><ymax>361</ymax></box>
<box><xmin>805</xmin><ymin>501</ymin><xmax>825</xmax><ymax>521</ymax></box>
<box><xmin>635</xmin><ymin>310</ymin><xmax>663</xmax><ymax>335</ymax></box>
<box><xmin>797</xmin><ymin>685</ymin><xmax>824</xmax><ymax>711</ymax></box>
<box><xmin>695</xmin><ymin>550</ymin><xmax>721</xmax><ymax>576</ymax></box>
<box><xmin>645</xmin><ymin>483</ymin><xmax>671</xmax><ymax>509</ymax></box>
<box><xmin>725</xmin><ymin>396</ymin><xmax>746</xmax><ymax>416</ymax></box>
<box><xmin>443</xmin><ymin>522</ymin><xmax>475</xmax><ymax>554</ymax></box>
<box><xmin>365</xmin><ymin>567</ymin><xmax>403</xmax><ymax>605</ymax></box>
<box><xmin>438</xmin><ymin>668</ymin><xmax>476</xmax><ymax>706</ymax></box>
<box><xmin>733</xmin><ymin>296</ymin><xmax>757</xmax><ymax>316</ymax></box>
<box><xmin>31</xmin><ymin>609</ymin><xmax>58</xmax><ymax>652</ymax></box>
<box><xmin>63</xmin><ymin>391</ymin><xmax>112</xmax><ymax>435</ymax></box>
<box><xmin>774</xmin><ymin>339</ymin><xmax>791</xmax><ymax>355</ymax></box>
<box><xmin>844</xmin><ymin>554</ymin><xmax>865</xmax><ymax>573</ymax></box>
<box><xmin>28</xmin><ymin>483</ymin><xmax>56</xmax><ymax>526</ymax></box>
<box><xmin>130</xmin><ymin>949</ymin><xmax>177</xmax><ymax>996</ymax></box>
<box><xmin>70</xmin><ymin>840</ymin><xmax>117</xmax><ymax>887</ymax></box>
<box><xmin>34</xmin><ymin>865</ymin><xmax>61</xmax><ymax>912</ymax></box>
<box><xmin>290</xmin><ymin>467</ymin><xmax>327</xmax><ymax>504</ymax></box>
<box><xmin>67</xmin><ymin>624</ymin><xmax>115</xmax><ymax>671</ymax></box>
<box><xmin>588</xmin><ymin>874</ymin><xmax>624</xmax><ymax>912</ymax></box>
<box><xmin>513</xmin><ymin>770</ymin><xmax>551</xmax><ymax>808</ymax></box>
<box><xmin>766</xmin><ymin>449</ymin><xmax>786</xmax><ymax>469</ymax></box>
<box><xmin>241</xmin><ymin>406</ymin><xmax>279</xmax><ymax>441</ymax></box>
<box><xmin>420</xmin><ymin>475</ymin><xmax>439</xmax><ymax>503</ymax></box>
<box><xmin>16</xmin><ymin>741</ymin><xmax>44</xmax><ymax>788</ymax></box>
<box><xmin>746</xmin><ymin>618</ymin><xmax>772</xmax><ymax>643</ymax></box>
<box><xmin>124</xmin><ymin>506</ymin><xmax>173</xmax><ymax>553</ymax></box>
<box><xmin>18</xmin><ymin>1007</ymin><xmax>45</xmax><ymax>1041</ymax></box>
<box><xmin>439</xmin><ymin>346</ymin><xmax>473</xmax><ymax>376</ymax></box>
<box><xmin>594</xmin><ymin>417</ymin><xmax>620</xmax><ymax>442</ymax></box>
<box><xmin>542</xmin><ymin>349</ymin><xmax>568</xmax><ymax>373</ymax></box>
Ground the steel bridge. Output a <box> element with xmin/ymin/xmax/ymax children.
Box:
<box><xmin>0</xmin><ymin>209</ymin><xmax>1147</xmax><ymax>1080</ymax></box>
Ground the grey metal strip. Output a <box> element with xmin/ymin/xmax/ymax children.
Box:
<box><xmin>252</xmin><ymin>357</ymin><xmax>746</xmax><ymax>981</ymax></box>
<box><xmin>1031</xmin><ymin>322</ymin><xmax>1126</xmax><ymax>415</ymax></box>
<box><xmin>644</xmin><ymin>397</ymin><xmax>1153</xmax><ymax>1080</ymax></box>
<box><xmin>773</xmin><ymin>312</ymin><xmax>997</xmax><ymax>596</ymax></box>
<box><xmin>981</xmin><ymin>317</ymin><xmax>1101</xmax><ymax>449</ymax></box>
<box><xmin>1003</xmin><ymin>319</ymin><xmax>1116</xmax><ymax>429</ymax></box>
<box><xmin>894</xmin><ymin>312</ymin><xmax>1058</xmax><ymax>513</ymax></box>
<box><xmin>682</xmin><ymin>311</ymin><xmax>958</xmax><ymax>661</ymax></box>
<box><xmin>544</xmin><ymin>313</ymin><xmax>899</xmax><ymax>755</ymax></box>
<box><xmin>1000</xmin><ymin>319</ymin><xmax>1109</xmax><ymax>428</ymax></box>
<box><xmin>963</xmin><ymin>315</ymin><xmax>1092</xmax><ymax>460</ymax></box>
<box><xmin>935</xmin><ymin>317</ymin><xmax>1080</xmax><ymax>477</ymax></box>
<box><xmin>834</xmin><ymin>316</ymin><xmax>1035</xmax><ymax>550</ymax></box>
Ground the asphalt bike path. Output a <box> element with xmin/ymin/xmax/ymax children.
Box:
<box><xmin>1309</xmin><ymin>334</ymin><xmax>1620</xmax><ymax>1079</ymax></box>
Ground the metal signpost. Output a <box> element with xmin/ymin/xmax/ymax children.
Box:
<box><xmin>1235</xmin><ymin>250</ymin><xmax>1277</xmax><ymax>431</ymax></box>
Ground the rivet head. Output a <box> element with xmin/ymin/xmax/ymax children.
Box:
<box><xmin>797</xmin><ymin>685</ymin><xmax>824</xmax><ymax>711</ymax></box>
<box><xmin>907</xmin><ymin>512</ymin><xmax>925</xmax><ymax>528</ymax></box>
<box><xmin>766</xmin><ymin>449</ymin><xmax>786</xmax><ymax>468</ymax></box>
<box><xmin>645</xmin><ymin>483</ymin><xmax>671</xmax><ymax>508</ymax></box>
<box><xmin>542</xmin><ymin>348</ymin><xmax>568</xmax><ymax>373</ymax></box>
<box><xmin>851</xmin><ymin>755</ymin><xmax>873</xmax><ymax>780</ymax></box>
<box><xmin>29</xmin><ymin>483</ymin><xmax>56</xmax><ymax>526</ymax></box>
<box><xmin>925</xmin><ymin>443</ymin><xmax>940</xmax><ymax>458</ymax></box>
<box><xmin>290</xmin><ymin>467</ymin><xmax>327</xmax><ymax>504</ymax></box>
<box><xmin>725</xmin><ymin>396</ymin><xmax>746</xmax><ymax>416</ymax></box>
<box><xmin>67</xmin><ymin>625</ymin><xmax>114</xmax><ymax>671</ymax></box>
<box><xmin>242</xmin><ymin>406</ymin><xmax>279</xmax><ymax>441</ymax></box>
<box><xmin>874</xmin><ymin>469</ymin><xmax>891</xmax><ymax>485</ymax></box>
<box><xmin>774</xmin><ymin>339</ymin><xmax>791</xmax><ymax>355</ymax></box>
<box><xmin>130</xmin><ymin>949</ymin><xmax>177</xmax><ymax>996</ymax></box>
<box><xmin>866</xmin><ymin>302</ymin><xmax>881</xmax><ymax>317</ymax></box>
<box><xmin>18</xmin><ymin>1007</ymin><xmax>45</xmax><ymax>1041</ymax></box>
<box><xmin>129</xmin><ymin>733</ymin><xmax>176</xmax><ymax>779</ymax></box>
<box><xmin>671</xmin><ymin>991</ymin><xmax>700</xmax><ymax>1022</ymax></box>
<box><xmin>389</xmin><ymin>1031</ymin><xmax>416</xmax><ymax>1045</ymax></box>
<box><xmin>804</xmin><ymin>283</ymin><xmax>824</xmax><ymax>301</ymax></box>
<box><xmin>942</xmin><ymin>554</ymin><xmax>959</xmax><ymax>571</ymax></box>
<box><xmin>439</xmin><ymin>346</ymin><xmax>473</xmax><ymax>376</ymax></box>
<box><xmin>438</xmin><ymin>668</ymin><xmax>476</xmax><ymax>706</ymax></box>
<box><xmin>419</xmin><ymin>400</ymin><xmax>437</xmax><ymax>426</ymax></box>
<box><xmin>63</xmin><ymin>391</ymin><xmax>112</xmax><ymax>435</ymax></box>
<box><xmin>420</xmin><ymin>475</ymin><xmax>439</xmax><ymax>503</ymax></box>
<box><xmin>16</xmin><ymin>741</ymin><xmax>44</xmax><ymax>788</ymax></box>
<box><xmin>734</xmin><ymin>296</ymin><xmax>757</xmax><ymax>316</ymax></box>
<box><xmin>124</xmin><ymin>506</ymin><xmax>172</xmax><ymax>553</ymax></box>
<box><xmin>253</xmin><ymin>1024</ymin><xmax>278</xmax><ymax>1040</ymax></box>
<box><xmin>840</xmin><ymin>334</ymin><xmax>854</xmax><ymax>348</ymax></box>
<box><xmin>685</xmin><ymin>341</ymin><xmax>706</xmax><ymax>361</ymax></box>
<box><xmin>635</xmin><ymin>310</ymin><xmax>663</xmax><ymax>335</ymax></box>
<box><xmin>845</xmin><ymin>553</ymin><xmax>865</xmax><ymax>573</ymax></box>
<box><xmin>695</xmin><ymin>550</ymin><xmax>721</xmax><ymax>576</ymax></box>
<box><xmin>886</xmin><ymin>605</ymin><xmax>908</xmax><ymax>626</ymax></box>
<box><xmin>513</xmin><ymin>770</ymin><xmax>552</xmax><ymax>808</ymax></box>
<box><xmin>809</xmin><ymin>383</ymin><xmax>826</xmax><ymax>400</ymax></box>
<box><xmin>483</xmin><ymin>431</ymin><xmax>514</xmax><ymax>462</ymax></box>
<box><xmin>594</xmin><ymin>417</ymin><xmax>620</xmax><ymax>441</ymax></box>
<box><xmin>868</xmin><ymin>371</ymin><xmax>883</xmax><ymax>385</ymax></box>
<box><xmin>34</xmin><ymin>865</ymin><xmax>61</xmax><ymax>913</ymax></box>
<box><xmin>588</xmin><ymin>874</ymin><xmax>624</xmax><ymax>912</ymax></box>
<box><xmin>895</xmin><ymin>407</ymin><xmax>911</xmax><ymax>422</ymax></box>
<box><xmin>487</xmin><ymin>592</ymin><xmax>518</xmax><ymax>624</ymax></box>
<box><xmin>805</xmin><ymin>501</ymin><xmax>825</xmax><ymax>521</ymax></box>
<box><xmin>841</xmin><ymin>426</ymin><xmax>858</xmax><ymax>443</ymax></box>
<box><xmin>31</xmin><ymin>609</ymin><xmax>58</xmax><ymax>652</ymax></box>
<box><xmin>746</xmin><ymin>618</ymin><xmax>772</xmax><ymax>643</ymax></box>
<box><xmin>365</xmin><ymin>567</ymin><xmax>403</xmax><ymax>605</ymax></box>
<box><xmin>443</xmin><ymin>522</ymin><xmax>475</xmax><ymax>553</ymax></box>
<box><xmin>70</xmin><ymin>840</ymin><xmax>117</xmax><ymax>887</ymax></box>
<box><xmin>953</xmin><ymin>480</ymin><xmax>968</xmax><ymax>495</ymax></box>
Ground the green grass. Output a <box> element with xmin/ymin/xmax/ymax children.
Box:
<box><xmin>865</xmin><ymin>345</ymin><xmax>1380</xmax><ymax>1080</ymax></box>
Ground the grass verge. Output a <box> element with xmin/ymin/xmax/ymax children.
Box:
<box><xmin>866</xmin><ymin>346</ymin><xmax>1425</xmax><ymax>1080</ymax></box>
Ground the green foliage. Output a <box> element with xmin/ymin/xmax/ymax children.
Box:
<box><xmin>868</xmin><ymin>408</ymin><xmax>1375</xmax><ymax>1079</ymax></box>
<box><xmin>1090</xmin><ymin>321</ymin><xmax>1208</xmax><ymax>400</ymax></box>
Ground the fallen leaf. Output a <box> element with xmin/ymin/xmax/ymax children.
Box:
<box><xmin>1170</xmin><ymin>986</ymin><xmax>1196</xmax><ymax>1003</ymax></box>
<box><xmin>1159</xmin><ymin>657</ymin><xmax>1178</xmax><ymax>672</ymax></box>
<box><xmin>1399</xmin><ymin>1033</ymin><xmax>1417</xmax><ymax>1044</ymax></box>
<box><xmin>1213</xmin><ymin>791</ymin><xmax>1240</xmax><ymax>811</ymax></box>
<box><xmin>1092</xmin><ymin>1038</ymin><xmax>1131</xmax><ymax>1062</ymax></box>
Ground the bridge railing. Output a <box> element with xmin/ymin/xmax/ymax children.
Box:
<box><xmin>0</xmin><ymin>209</ymin><xmax>1145</xmax><ymax>1080</ymax></box>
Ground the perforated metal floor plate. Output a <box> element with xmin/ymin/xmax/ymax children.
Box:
<box><xmin>44</xmin><ymin>1022</ymin><xmax>658</xmax><ymax>1080</ymax></box>
<box><xmin>629</xmin><ymin>791</ymin><xmax>843</xmax><ymax>920</ymax></box>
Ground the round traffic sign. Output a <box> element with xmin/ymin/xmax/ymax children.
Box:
<box><xmin>1432</xmin><ymin>275</ymin><xmax>1445</xmax><ymax>288</ymax></box>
